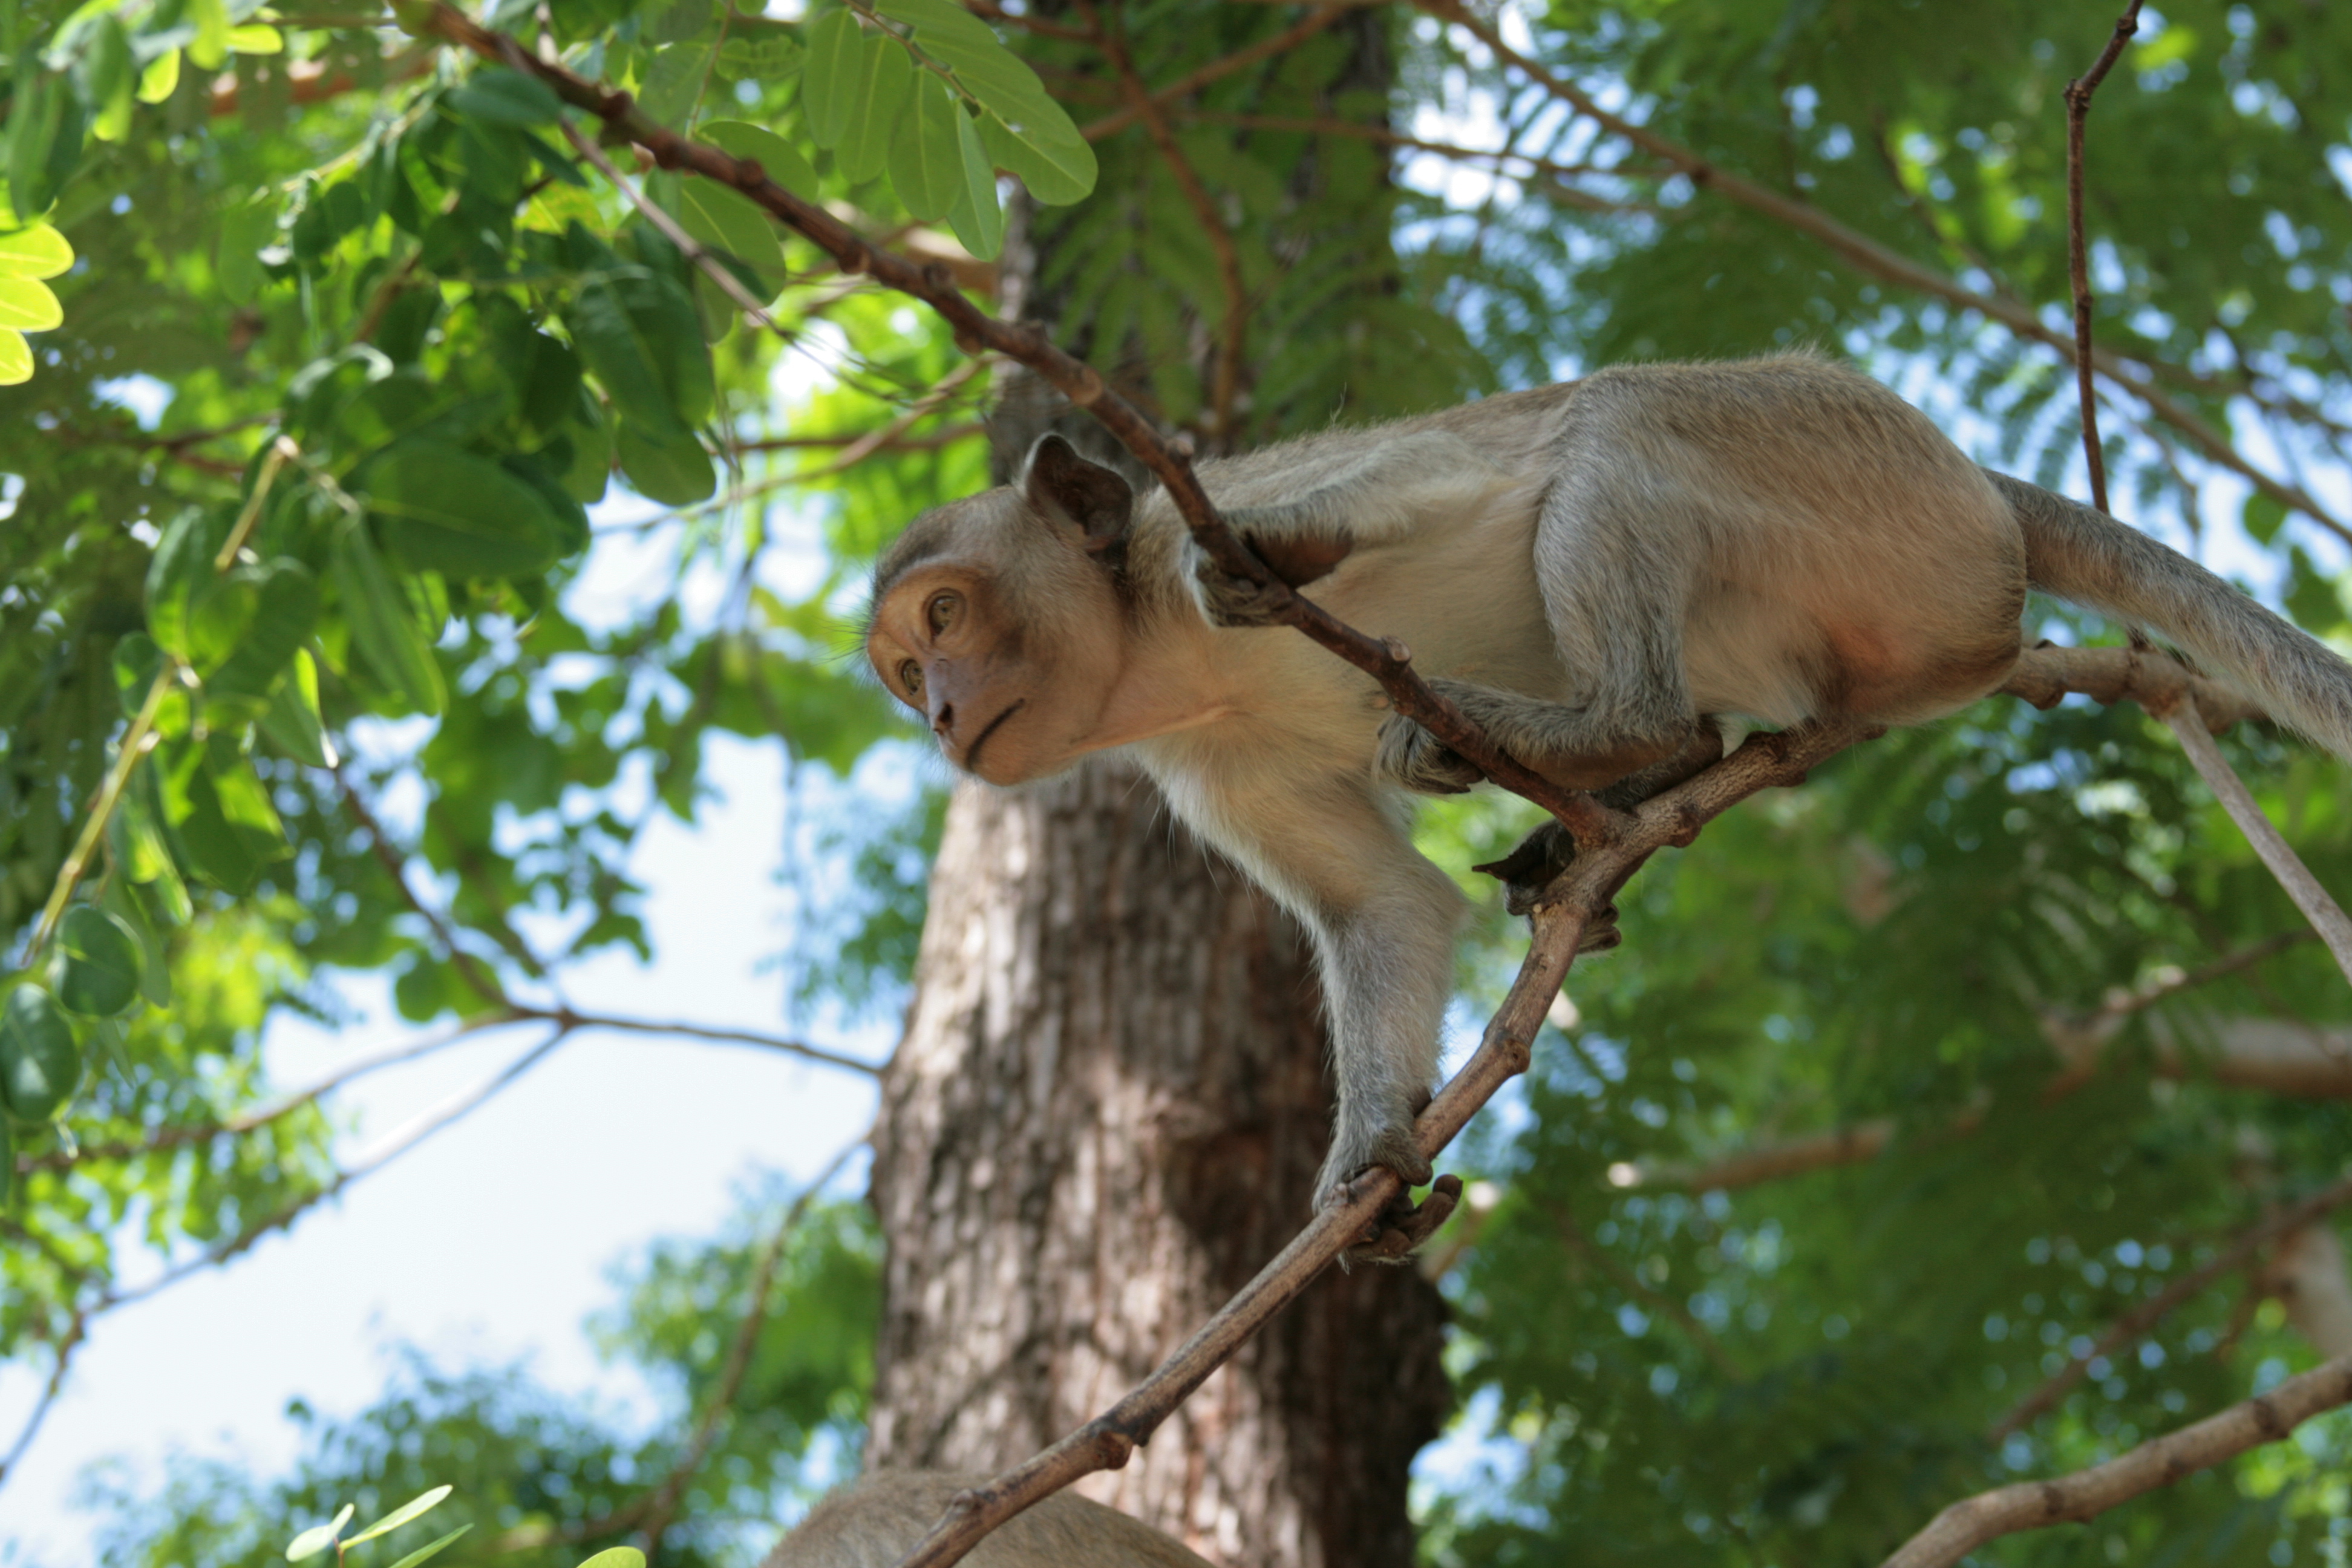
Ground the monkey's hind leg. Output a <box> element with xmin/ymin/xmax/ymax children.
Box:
<box><xmin>1374</xmin><ymin>677</ymin><xmax>1704</xmax><ymax>797</ymax></box>
<box><xmin>1474</xmin><ymin>725</ymin><xmax>1725</xmax><ymax>921</ymax></box>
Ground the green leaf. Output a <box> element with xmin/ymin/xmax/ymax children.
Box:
<box><xmin>872</xmin><ymin>0</ymin><xmax>1003</xmax><ymax>50</ymax></box>
<box><xmin>331</xmin><ymin>524</ymin><xmax>446</xmax><ymax>716</ymax></box>
<box><xmin>52</xmin><ymin>905</ymin><xmax>143</xmax><ymax>1018</ymax></box>
<box><xmin>100</xmin><ymin>875</ymin><xmax>172</xmax><ymax>1009</ymax></box>
<box><xmin>942</xmin><ymin>102</ymin><xmax>1002</xmax><ymax>260</ymax></box>
<box><xmin>2242</xmin><ymin>490</ymin><xmax>2287</xmax><ymax>546</ymax></box>
<box><xmin>802</xmin><ymin>8</ymin><xmax>864</xmax><ymax>149</ymax></box>
<box><xmin>0</xmin><ymin>986</ymin><xmax>82</xmax><ymax>1122</ymax></box>
<box><xmin>258</xmin><ymin>648</ymin><xmax>336</xmax><ymax>767</ymax></box>
<box><xmin>615</xmin><ymin>419</ymin><xmax>716</xmax><ymax>505</ymax></box>
<box><xmin>347</xmin><ymin>1485</ymin><xmax>454</xmax><ymax>1546</ymax></box>
<box><xmin>135</xmin><ymin>47</ymin><xmax>180</xmax><ymax>105</ymax></box>
<box><xmin>7</xmin><ymin>69</ymin><xmax>89</xmax><ymax>219</ymax></box>
<box><xmin>384</xmin><ymin>1525</ymin><xmax>472</xmax><ymax>1568</ymax></box>
<box><xmin>977</xmin><ymin>106</ymin><xmax>1094</xmax><ymax>206</ymax></box>
<box><xmin>285</xmin><ymin>1505</ymin><xmax>357</xmax><ymax>1563</ymax></box>
<box><xmin>0</xmin><ymin>276</ymin><xmax>63</xmax><ymax>331</ymax></box>
<box><xmin>186</xmin><ymin>0</ymin><xmax>232</xmax><ymax>70</ymax></box>
<box><xmin>715</xmin><ymin>33</ymin><xmax>802</xmax><ymax>82</ymax></box>
<box><xmin>362</xmin><ymin>442</ymin><xmax>569</xmax><ymax>579</ymax></box>
<box><xmin>889</xmin><ymin>71</ymin><xmax>962</xmax><ymax>221</ymax></box>
<box><xmin>0</xmin><ymin>328</ymin><xmax>28</xmax><ymax>384</ymax></box>
<box><xmin>204</xmin><ymin>558</ymin><xmax>320</xmax><ymax>708</ymax></box>
<box><xmin>573</xmin><ymin>1550</ymin><xmax>645</xmax><ymax>1568</ymax></box>
<box><xmin>446</xmin><ymin>68</ymin><xmax>563</xmax><ymax>126</ymax></box>
<box><xmin>638</xmin><ymin>41</ymin><xmax>714</xmax><ymax>129</ymax></box>
<box><xmin>671</xmin><ymin>177</ymin><xmax>785</xmax><ymax>275</ymax></box>
<box><xmin>839</xmin><ymin>32</ymin><xmax>915</xmax><ymax>186</ymax></box>
<box><xmin>145</xmin><ymin>508</ymin><xmax>233</xmax><ymax>661</ymax></box>
<box><xmin>226</xmin><ymin>22</ymin><xmax>284</xmax><ymax>54</ymax></box>
<box><xmin>77</xmin><ymin>15</ymin><xmax>135</xmax><ymax>142</ymax></box>
<box><xmin>566</xmin><ymin>254</ymin><xmax>714</xmax><ymax>432</ymax></box>
<box><xmin>0</xmin><ymin>223</ymin><xmax>73</xmax><ymax>279</ymax></box>
<box><xmin>215</xmin><ymin>198</ymin><xmax>274</xmax><ymax>305</ymax></box>
<box><xmin>696</xmin><ymin>119</ymin><xmax>821</xmax><ymax>203</ymax></box>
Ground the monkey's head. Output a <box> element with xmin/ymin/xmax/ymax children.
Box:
<box><xmin>866</xmin><ymin>434</ymin><xmax>1137</xmax><ymax>785</ymax></box>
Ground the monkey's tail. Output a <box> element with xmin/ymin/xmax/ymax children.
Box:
<box><xmin>1990</xmin><ymin>469</ymin><xmax>2352</xmax><ymax>765</ymax></box>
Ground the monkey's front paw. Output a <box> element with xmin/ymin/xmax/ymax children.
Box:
<box><xmin>1375</xmin><ymin>716</ymin><xmax>1486</xmax><ymax>795</ymax></box>
<box><xmin>1184</xmin><ymin>541</ymin><xmax>1291</xmax><ymax>628</ymax></box>
<box><xmin>1316</xmin><ymin>1122</ymin><xmax>1436</xmax><ymax>1214</ymax></box>
<box><xmin>1348</xmin><ymin>1174</ymin><xmax>1464</xmax><ymax>1265</ymax></box>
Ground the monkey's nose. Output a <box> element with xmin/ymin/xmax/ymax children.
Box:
<box><xmin>930</xmin><ymin>701</ymin><xmax>956</xmax><ymax>739</ymax></box>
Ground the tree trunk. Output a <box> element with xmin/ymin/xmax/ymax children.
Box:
<box><xmin>866</xmin><ymin>765</ymin><xmax>1449</xmax><ymax>1568</ymax></box>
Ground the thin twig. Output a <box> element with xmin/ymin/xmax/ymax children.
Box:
<box><xmin>0</xmin><ymin>1306</ymin><xmax>88</xmax><ymax>1492</ymax></box>
<box><xmin>2063</xmin><ymin>1</ymin><xmax>2144</xmax><ymax>515</ymax></box>
<box><xmin>1986</xmin><ymin>1166</ymin><xmax>2352</xmax><ymax>1440</ymax></box>
<box><xmin>522</xmin><ymin>1005</ymin><xmax>881</xmax><ymax>1077</ymax></box>
<box><xmin>333</xmin><ymin>767</ymin><xmax>510</xmax><ymax>1007</ymax></box>
<box><xmin>2157</xmin><ymin>698</ymin><xmax>2352</xmax><ymax>990</ymax></box>
<box><xmin>1887</xmin><ymin>1353</ymin><xmax>2352</xmax><ymax>1568</ymax></box>
<box><xmin>638</xmin><ymin>1135</ymin><xmax>869</xmax><ymax>1549</ymax></box>
<box><xmin>1077</xmin><ymin>6</ymin><xmax>1350</xmax><ymax>142</ymax></box>
<box><xmin>1092</xmin><ymin>8</ymin><xmax>1251</xmax><ymax>442</ymax></box>
<box><xmin>17</xmin><ymin>1011</ymin><xmax>519</xmax><ymax>1172</ymax></box>
<box><xmin>1408</xmin><ymin>0</ymin><xmax>2352</xmax><ymax>549</ymax></box>
<box><xmin>735</xmin><ymin>421</ymin><xmax>984</xmax><ymax>455</ymax></box>
<box><xmin>101</xmin><ymin>1028</ymin><xmax>573</xmax><ymax>1312</ymax></box>
<box><xmin>1549</xmin><ymin>1200</ymin><xmax>1749</xmax><ymax>1382</ymax></box>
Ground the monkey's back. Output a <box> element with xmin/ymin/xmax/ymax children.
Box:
<box><xmin>765</xmin><ymin>1472</ymin><xmax>1218</xmax><ymax>1568</ymax></box>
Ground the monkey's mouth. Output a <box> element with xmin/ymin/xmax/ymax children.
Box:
<box><xmin>961</xmin><ymin>698</ymin><xmax>1027</xmax><ymax>774</ymax></box>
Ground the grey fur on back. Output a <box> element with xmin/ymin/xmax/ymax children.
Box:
<box><xmin>763</xmin><ymin>1473</ymin><xmax>1218</xmax><ymax>1568</ymax></box>
<box><xmin>1991</xmin><ymin>470</ymin><xmax>2352</xmax><ymax>762</ymax></box>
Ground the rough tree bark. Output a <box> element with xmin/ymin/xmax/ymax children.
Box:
<box><xmin>867</xmin><ymin>770</ymin><xmax>1451</xmax><ymax>1567</ymax></box>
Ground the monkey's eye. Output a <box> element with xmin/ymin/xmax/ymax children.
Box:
<box><xmin>898</xmin><ymin>661</ymin><xmax>924</xmax><ymax>701</ymax></box>
<box><xmin>926</xmin><ymin>591</ymin><xmax>962</xmax><ymax>637</ymax></box>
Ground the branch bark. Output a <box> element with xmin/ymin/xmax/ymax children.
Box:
<box><xmin>1884</xmin><ymin>1352</ymin><xmax>2352</xmax><ymax>1568</ymax></box>
<box><xmin>2063</xmin><ymin>1</ymin><xmax>2145</xmax><ymax>515</ymax></box>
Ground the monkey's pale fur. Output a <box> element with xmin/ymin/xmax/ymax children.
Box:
<box><xmin>764</xmin><ymin>1472</ymin><xmax>1214</xmax><ymax>1567</ymax></box>
<box><xmin>867</xmin><ymin>355</ymin><xmax>2352</xmax><ymax>1209</ymax></box>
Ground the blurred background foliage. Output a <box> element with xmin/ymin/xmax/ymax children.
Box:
<box><xmin>2</xmin><ymin>0</ymin><xmax>2350</xmax><ymax>1561</ymax></box>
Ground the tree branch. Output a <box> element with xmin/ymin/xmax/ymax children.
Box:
<box><xmin>1091</xmin><ymin>7</ymin><xmax>1252</xmax><ymax>442</ymax></box>
<box><xmin>1076</xmin><ymin>6</ymin><xmax>1350</xmax><ymax>142</ymax></box>
<box><xmin>1986</xmin><ymin>1167</ymin><xmax>2352</xmax><ymax>1441</ymax></box>
<box><xmin>1885</xmin><ymin>1352</ymin><xmax>2352</xmax><ymax>1568</ymax></box>
<box><xmin>2062</xmin><ymin>1</ymin><xmax>2145</xmax><ymax>515</ymax></box>
<box><xmin>1407</xmin><ymin>0</ymin><xmax>2352</xmax><ymax>549</ymax></box>
<box><xmin>518</xmin><ymin>1005</ymin><xmax>881</xmax><ymax>1077</ymax></box>
<box><xmin>2158</xmin><ymin>699</ymin><xmax>2352</xmax><ymax>988</ymax></box>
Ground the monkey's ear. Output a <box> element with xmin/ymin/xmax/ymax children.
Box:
<box><xmin>1022</xmin><ymin>434</ymin><xmax>1134</xmax><ymax>555</ymax></box>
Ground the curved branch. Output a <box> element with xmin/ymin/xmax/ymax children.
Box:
<box><xmin>1885</xmin><ymin>1353</ymin><xmax>2352</xmax><ymax>1568</ymax></box>
<box><xmin>1987</xmin><ymin>1167</ymin><xmax>2352</xmax><ymax>1440</ymax></box>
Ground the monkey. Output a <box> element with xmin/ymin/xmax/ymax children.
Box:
<box><xmin>865</xmin><ymin>353</ymin><xmax>2352</xmax><ymax>1221</ymax></box>
<box><xmin>763</xmin><ymin>1471</ymin><xmax>1215</xmax><ymax>1567</ymax></box>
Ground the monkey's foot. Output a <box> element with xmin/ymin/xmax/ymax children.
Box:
<box><xmin>1347</xmin><ymin>1174</ymin><xmax>1464</xmax><ymax>1266</ymax></box>
<box><xmin>1374</xmin><ymin>714</ymin><xmax>1486</xmax><ymax>795</ymax></box>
